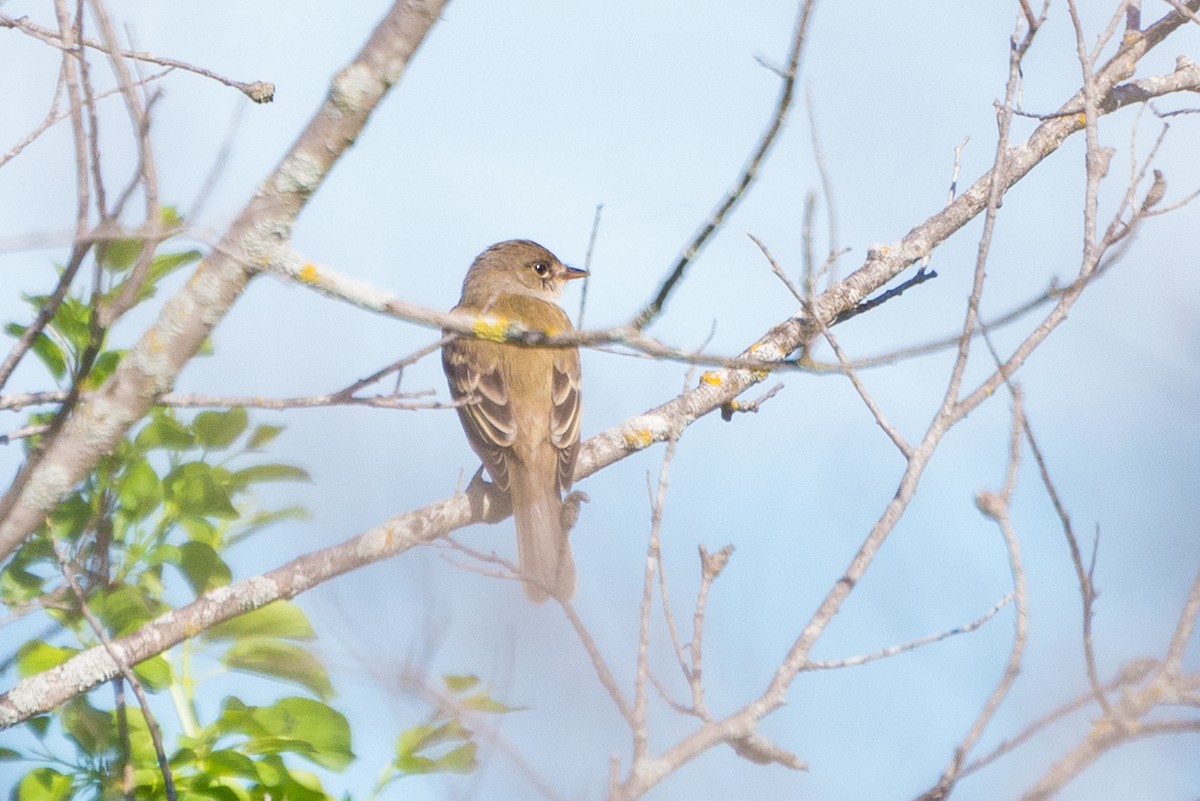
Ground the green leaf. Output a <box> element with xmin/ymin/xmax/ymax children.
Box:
<box><xmin>48</xmin><ymin>493</ymin><xmax>92</xmax><ymax>540</ymax></box>
<box><xmin>179</xmin><ymin>784</ymin><xmax>243</xmax><ymax>801</ymax></box>
<box><xmin>84</xmin><ymin>348</ymin><xmax>124</xmax><ymax>387</ymax></box>
<box><xmin>242</xmin><ymin>697</ymin><xmax>353</xmax><ymax>771</ymax></box>
<box><xmin>1</xmin><ymin>565</ymin><xmax>46</xmax><ymax>606</ymax></box>
<box><xmin>201</xmin><ymin>748</ymin><xmax>260</xmax><ymax>779</ymax></box>
<box><xmin>16</xmin><ymin>642</ymin><xmax>79</xmax><ymax>678</ymax></box>
<box><xmin>176</xmin><ymin>540</ymin><xmax>232</xmax><ymax>594</ymax></box>
<box><xmin>100</xmin><ymin>237</ymin><xmax>143</xmax><ymax>271</ymax></box>
<box><xmin>392</xmin><ymin>752</ymin><xmax>439</xmax><ymax>775</ymax></box>
<box><xmin>444</xmin><ymin>674</ymin><xmax>521</xmax><ymax>713</ymax></box>
<box><xmin>227</xmin><ymin>506</ymin><xmax>310</xmax><ymax>547</ymax></box>
<box><xmin>435</xmin><ymin>742</ymin><xmax>477</xmax><ymax>774</ymax></box>
<box><xmin>149</xmin><ymin>248</ymin><xmax>202</xmax><ymax>281</ymax></box>
<box><xmin>160</xmin><ymin>206</ymin><xmax>183</xmax><ymax>228</ymax></box>
<box><xmin>177</xmin><ymin>516</ymin><xmax>218</xmax><ymax>547</ymax></box>
<box><xmin>164</xmin><ymin>462</ymin><xmax>238</xmax><ymax>519</ymax></box>
<box><xmin>48</xmin><ymin>295</ymin><xmax>93</xmax><ymax>356</ymax></box>
<box><xmin>246</xmin><ymin>424</ymin><xmax>285</xmax><ymax>450</ymax></box>
<box><xmin>204</xmin><ymin>601</ymin><xmax>315</xmax><ymax>641</ymax></box>
<box><xmin>91</xmin><ymin>584</ymin><xmax>162</xmax><ymax>636</ymax></box>
<box><xmin>124</xmin><ymin>711</ymin><xmax>162</xmax><ymax>769</ymax></box>
<box><xmin>4</xmin><ymin>323</ymin><xmax>67</xmax><ymax>380</ymax></box>
<box><xmin>462</xmin><ymin>693</ymin><xmax>521</xmax><ymax>714</ymax></box>
<box><xmin>14</xmin><ymin>767</ymin><xmax>73</xmax><ymax>801</ymax></box>
<box><xmin>390</xmin><ymin>717</ymin><xmax>479</xmax><ymax>777</ymax></box>
<box><xmin>116</xmin><ymin>457</ymin><xmax>162</xmax><ymax>520</ymax></box>
<box><xmin>443</xmin><ymin>674</ymin><xmax>480</xmax><ymax>693</ymax></box>
<box><xmin>61</xmin><ymin>697</ymin><xmax>116</xmax><ymax>755</ymax></box>
<box><xmin>135</xmin><ymin>409</ymin><xmax>196</xmax><ymax>451</ymax></box>
<box><xmin>132</xmin><ymin>654</ymin><xmax>173</xmax><ymax>691</ymax></box>
<box><xmin>136</xmin><ymin>565</ymin><xmax>168</xmax><ymax>599</ymax></box>
<box><xmin>221</xmin><ymin>640</ymin><xmax>333</xmax><ymax>700</ymax></box>
<box><xmin>229</xmin><ymin>463</ymin><xmax>311</xmax><ymax>487</ymax></box>
<box><xmin>117</xmin><ymin>241</ymin><xmax>202</xmax><ymax>307</ymax></box>
<box><xmin>249</xmin><ymin>752</ymin><xmax>284</xmax><ymax>786</ymax></box>
<box><xmin>25</xmin><ymin>715</ymin><xmax>52</xmax><ymax>739</ymax></box>
<box><xmin>193</xmin><ymin>408</ymin><xmax>249</xmax><ymax>450</ymax></box>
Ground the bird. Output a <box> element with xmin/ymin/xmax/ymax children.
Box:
<box><xmin>441</xmin><ymin>240</ymin><xmax>586</xmax><ymax>602</ymax></box>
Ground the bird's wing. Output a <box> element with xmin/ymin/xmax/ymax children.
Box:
<box><xmin>550</xmin><ymin>345</ymin><xmax>582</xmax><ymax>494</ymax></box>
<box><xmin>442</xmin><ymin>337</ymin><xmax>515</xmax><ymax>491</ymax></box>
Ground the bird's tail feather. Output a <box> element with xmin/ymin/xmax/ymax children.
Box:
<box><xmin>511</xmin><ymin>475</ymin><xmax>575</xmax><ymax>603</ymax></box>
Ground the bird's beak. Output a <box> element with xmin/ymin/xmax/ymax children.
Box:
<box><xmin>563</xmin><ymin>265</ymin><xmax>589</xmax><ymax>280</ymax></box>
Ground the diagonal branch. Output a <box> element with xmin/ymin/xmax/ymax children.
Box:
<box><xmin>3</xmin><ymin>0</ymin><xmax>1198</xmax><ymax>747</ymax></box>
<box><xmin>0</xmin><ymin>11</ymin><xmax>274</xmax><ymax>102</ymax></box>
<box><xmin>0</xmin><ymin>0</ymin><xmax>449</xmax><ymax>563</ymax></box>
<box><xmin>630</xmin><ymin>0</ymin><xmax>816</xmax><ymax>329</ymax></box>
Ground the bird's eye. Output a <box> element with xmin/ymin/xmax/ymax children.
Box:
<box><xmin>532</xmin><ymin>262</ymin><xmax>550</xmax><ymax>276</ymax></box>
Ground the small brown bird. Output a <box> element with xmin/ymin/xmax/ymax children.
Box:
<box><xmin>442</xmin><ymin>240</ymin><xmax>586</xmax><ymax>602</ymax></box>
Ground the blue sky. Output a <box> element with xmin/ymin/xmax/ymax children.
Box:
<box><xmin>1</xmin><ymin>1</ymin><xmax>1198</xmax><ymax>799</ymax></box>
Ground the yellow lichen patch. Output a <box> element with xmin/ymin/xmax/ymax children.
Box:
<box><xmin>623</xmin><ymin>429</ymin><xmax>654</xmax><ymax>449</ymax></box>
<box><xmin>750</xmin><ymin>368</ymin><xmax>770</xmax><ymax>382</ymax></box>
<box><xmin>700</xmin><ymin>371</ymin><xmax>722</xmax><ymax>386</ymax></box>
<box><xmin>727</xmin><ymin>400</ymin><xmax>741</xmax><ymax>411</ymax></box>
<box><xmin>472</xmin><ymin>316</ymin><xmax>510</xmax><ymax>342</ymax></box>
<box><xmin>1075</xmin><ymin>112</ymin><xmax>1088</xmax><ymax>127</ymax></box>
<box><xmin>298</xmin><ymin>263</ymin><xmax>320</xmax><ymax>284</ymax></box>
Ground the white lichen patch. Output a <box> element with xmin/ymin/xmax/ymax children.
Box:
<box><xmin>272</xmin><ymin>150</ymin><xmax>324</xmax><ymax>196</ymax></box>
<box><xmin>619</xmin><ymin>413</ymin><xmax>671</xmax><ymax>449</ymax></box>
<box><xmin>22</xmin><ymin>463</ymin><xmax>75</xmax><ymax>512</ymax></box>
<box><xmin>77</xmin><ymin>394</ymin><xmax>137</xmax><ymax>450</ymax></box>
<box><xmin>125</xmin><ymin>326</ymin><xmax>179</xmax><ymax>394</ymax></box>
<box><xmin>329</xmin><ymin>62</ymin><xmax>378</xmax><ymax>116</ymax></box>
<box><xmin>202</xmin><ymin>577</ymin><xmax>281</xmax><ymax>623</ymax></box>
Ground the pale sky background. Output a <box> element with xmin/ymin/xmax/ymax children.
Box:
<box><xmin>1</xmin><ymin>1</ymin><xmax>1198</xmax><ymax>799</ymax></box>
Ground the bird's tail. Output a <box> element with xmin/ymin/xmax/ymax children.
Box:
<box><xmin>510</xmin><ymin>473</ymin><xmax>576</xmax><ymax>603</ymax></box>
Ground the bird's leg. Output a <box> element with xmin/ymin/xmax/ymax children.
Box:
<box><xmin>560</xmin><ymin>490</ymin><xmax>590</xmax><ymax>535</ymax></box>
<box><xmin>466</xmin><ymin>464</ymin><xmax>512</xmax><ymax>523</ymax></box>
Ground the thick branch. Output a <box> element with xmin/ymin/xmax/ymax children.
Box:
<box><xmin>0</xmin><ymin>0</ymin><xmax>448</xmax><ymax>562</ymax></box>
<box><xmin>3</xmin><ymin>0</ymin><xmax>1198</xmax><ymax>739</ymax></box>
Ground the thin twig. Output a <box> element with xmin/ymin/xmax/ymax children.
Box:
<box><xmin>803</xmin><ymin>86</ymin><xmax>841</xmax><ymax>286</ymax></box>
<box><xmin>1023</xmin><ymin>410</ymin><xmax>1110</xmax><ymax>714</ymax></box>
<box><xmin>560</xmin><ymin>600</ymin><xmax>633</xmax><ymax>722</ymax></box>
<box><xmin>0</xmin><ymin>11</ymin><xmax>274</xmax><ymax>102</ymax></box>
<box><xmin>690</xmin><ymin>544</ymin><xmax>732</xmax><ymax>716</ymax></box>
<box><xmin>750</xmin><ymin>234</ymin><xmax>911</xmax><ymax>455</ymax></box>
<box><xmin>831</xmin><ymin>267</ymin><xmax>938</xmax><ymax>326</ymax></box>
<box><xmin>630</xmin><ymin>0</ymin><xmax>816</xmax><ymax>329</ymax></box>
<box><xmin>919</xmin><ymin>396</ymin><xmax>1030</xmax><ymax>799</ymax></box>
<box><xmin>633</xmin><ymin>420</ymin><xmax>683</xmax><ymax>764</ymax></box>
<box><xmin>961</xmin><ymin>658</ymin><xmax>1157</xmax><ymax>776</ymax></box>
<box><xmin>807</xmin><ymin>594</ymin><xmax>1012</xmax><ymax>670</ymax></box>
<box><xmin>50</xmin><ymin>533</ymin><xmax>177</xmax><ymax>800</ymax></box>
<box><xmin>577</xmin><ymin>204</ymin><xmax>603</xmax><ymax>329</ymax></box>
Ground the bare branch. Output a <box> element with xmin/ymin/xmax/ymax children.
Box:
<box><xmin>1163</xmin><ymin>565</ymin><xmax>1200</xmax><ymax>674</ymax></box>
<box><xmin>0</xmin><ymin>0</ymin><xmax>451</xmax><ymax>561</ymax></box>
<box><xmin>576</xmin><ymin>203</ymin><xmax>603</xmax><ymax>329</ymax></box>
<box><xmin>807</xmin><ymin>595</ymin><xmax>1012</xmax><ymax>670</ymax></box>
<box><xmin>630</xmin><ymin>0</ymin><xmax>816</xmax><ymax>329</ymax></box>
<box><xmin>0</xmin><ymin>11</ymin><xmax>274</xmax><ymax>102</ymax></box>
<box><xmin>50</xmin><ymin>533</ymin><xmax>177</xmax><ymax>800</ymax></box>
<box><xmin>919</xmin><ymin>395</ymin><xmax>1031</xmax><ymax>800</ymax></box>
